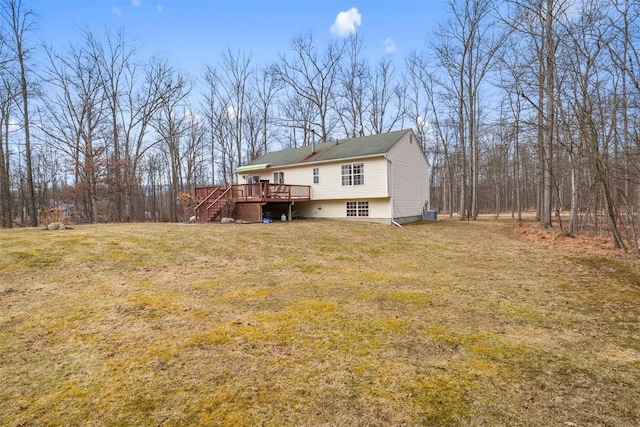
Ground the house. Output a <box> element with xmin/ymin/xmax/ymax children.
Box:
<box><xmin>194</xmin><ymin>129</ymin><xmax>430</xmax><ymax>225</ymax></box>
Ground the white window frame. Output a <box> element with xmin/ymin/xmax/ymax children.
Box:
<box><xmin>341</xmin><ymin>162</ymin><xmax>364</xmax><ymax>186</ymax></box>
<box><xmin>247</xmin><ymin>175</ymin><xmax>260</xmax><ymax>184</ymax></box>
<box><xmin>346</xmin><ymin>201</ymin><xmax>369</xmax><ymax>217</ymax></box>
<box><xmin>312</xmin><ymin>167</ymin><xmax>319</xmax><ymax>184</ymax></box>
<box><xmin>273</xmin><ymin>171</ymin><xmax>284</xmax><ymax>184</ymax></box>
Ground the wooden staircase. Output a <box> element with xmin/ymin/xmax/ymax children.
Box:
<box><xmin>194</xmin><ymin>186</ymin><xmax>232</xmax><ymax>222</ymax></box>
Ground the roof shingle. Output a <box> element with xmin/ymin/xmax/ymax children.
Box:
<box><xmin>241</xmin><ymin>129</ymin><xmax>411</xmax><ymax>169</ymax></box>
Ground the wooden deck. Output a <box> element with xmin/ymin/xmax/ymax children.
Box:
<box><xmin>231</xmin><ymin>183</ymin><xmax>311</xmax><ymax>203</ymax></box>
<box><xmin>194</xmin><ymin>183</ymin><xmax>311</xmax><ymax>222</ymax></box>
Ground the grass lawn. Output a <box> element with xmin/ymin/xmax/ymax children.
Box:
<box><xmin>0</xmin><ymin>218</ymin><xmax>638</xmax><ymax>426</ymax></box>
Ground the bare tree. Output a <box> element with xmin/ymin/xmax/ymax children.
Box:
<box><xmin>89</xmin><ymin>31</ymin><xmax>169</xmax><ymax>221</ymax></box>
<box><xmin>504</xmin><ymin>0</ymin><xmax>573</xmax><ymax>228</ymax></box>
<box><xmin>275</xmin><ymin>32</ymin><xmax>345</xmax><ymax>142</ymax></box>
<box><xmin>118</xmin><ymin>57</ymin><xmax>176</xmax><ymax>220</ymax></box>
<box><xmin>0</xmin><ymin>81</ymin><xmax>15</xmax><ymax>228</ymax></box>
<box><xmin>496</xmin><ymin>36</ymin><xmax>527</xmax><ymax>221</ymax></box>
<box><xmin>142</xmin><ymin>151</ymin><xmax>164</xmax><ymax>221</ymax></box>
<box><xmin>252</xmin><ymin>65</ymin><xmax>281</xmax><ymax>155</ymax></box>
<box><xmin>540</xmin><ymin>0</ymin><xmax>559</xmax><ymax>229</ymax></box>
<box><xmin>606</xmin><ymin>0</ymin><xmax>640</xmax><ymax>94</ymax></box>
<box><xmin>201</xmin><ymin>63</ymin><xmax>240</xmax><ymax>185</ymax></box>
<box><xmin>88</xmin><ymin>27</ymin><xmax>137</xmax><ymax>222</ymax></box>
<box><xmin>562</xmin><ymin>1</ymin><xmax>627</xmax><ymax>250</ymax></box>
<box><xmin>0</xmin><ymin>36</ymin><xmax>18</xmax><ymax>227</ymax></box>
<box><xmin>200</xmin><ymin>65</ymin><xmax>221</xmax><ymax>184</ymax></box>
<box><xmin>438</xmin><ymin>0</ymin><xmax>506</xmax><ymax>220</ymax></box>
<box><xmin>406</xmin><ymin>51</ymin><xmax>456</xmax><ymax>214</ymax></box>
<box><xmin>1</xmin><ymin>0</ymin><xmax>37</xmax><ymax>225</ymax></box>
<box><xmin>41</xmin><ymin>40</ymin><xmax>106</xmax><ymax>223</ymax></box>
<box><xmin>181</xmin><ymin>112</ymin><xmax>206</xmax><ymax>192</ymax></box>
<box><xmin>242</xmin><ymin>98</ymin><xmax>263</xmax><ymax>162</ymax></box>
<box><xmin>152</xmin><ymin>66</ymin><xmax>190</xmax><ymax>222</ymax></box>
<box><xmin>201</xmin><ymin>50</ymin><xmax>253</xmax><ymax>181</ymax></box>
<box><xmin>367</xmin><ymin>55</ymin><xmax>405</xmax><ymax>135</ymax></box>
<box><xmin>277</xmin><ymin>93</ymin><xmax>317</xmax><ymax>149</ymax></box>
<box><xmin>337</xmin><ymin>30</ymin><xmax>368</xmax><ymax>138</ymax></box>
<box><xmin>606</xmin><ymin>0</ymin><xmax>640</xmax><ymax>241</ymax></box>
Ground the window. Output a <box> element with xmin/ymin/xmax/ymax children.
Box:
<box><xmin>273</xmin><ymin>171</ymin><xmax>284</xmax><ymax>184</ymax></box>
<box><xmin>312</xmin><ymin>167</ymin><xmax>319</xmax><ymax>184</ymax></box>
<box><xmin>341</xmin><ymin>162</ymin><xmax>364</xmax><ymax>186</ymax></box>
<box><xmin>247</xmin><ymin>175</ymin><xmax>260</xmax><ymax>184</ymax></box>
<box><xmin>346</xmin><ymin>201</ymin><xmax>369</xmax><ymax>217</ymax></box>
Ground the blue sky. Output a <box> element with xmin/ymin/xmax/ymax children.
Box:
<box><xmin>34</xmin><ymin>0</ymin><xmax>448</xmax><ymax>75</ymax></box>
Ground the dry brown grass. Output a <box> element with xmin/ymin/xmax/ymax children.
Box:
<box><xmin>512</xmin><ymin>221</ymin><xmax>624</xmax><ymax>257</ymax></box>
<box><xmin>0</xmin><ymin>218</ymin><xmax>638</xmax><ymax>426</ymax></box>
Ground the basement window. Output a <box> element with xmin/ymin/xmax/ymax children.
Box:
<box><xmin>346</xmin><ymin>201</ymin><xmax>369</xmax><ymax>217</ymax></box>
<box><xmin>341</xmin><ymin>162</ymin><xmax>364</xmax><ymax>186</ymax></box>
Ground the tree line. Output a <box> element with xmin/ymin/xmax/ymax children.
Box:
<box><xmin>1</xmin><ymin>0</ymin><xmax>639</xmax><ymax>250</ymax></box>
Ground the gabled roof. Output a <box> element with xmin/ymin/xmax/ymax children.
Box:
<box><xmin>237</xmin><ymin>129</ymin><xmax>412</xmax><ymax>172</ymax></box>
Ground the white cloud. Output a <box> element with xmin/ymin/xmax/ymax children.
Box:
<box><xmin>330</xmin><ymin>7</ymin><xmax>361</xmax><ymax>37</ymax></box>
<box><xmin>184</xmin><ymin>109</ymin><xmax>202</xmax><ymax>124</ymax></box>
<box><xmin>384</xmin><ymin>38</ymin><xmax>397</xmax><ymax>53</ymax></box>
<box><xmin>226</xmin><ymin>106</ymin><xmax>236</xmax><ymax>121</ymax></box>
<box><xmin>112</xmin><ymin>6</ymin><xmax>122</xmax><ymax>18</ymax></box>
<box><xmin>157</xmin><ymin>3</ymin><xmax>163</xmax><ymax>12</ymax></box>
<box><xmin>415</xmin><ymin>115</ymin><xmax>429</xmax><ymax>130</ymax></box>
<box><xmin>8</xmin><ymin>119</ymin><xmax>20</xmax><ymax>133</ymax></box>
<box><xmin>132</xmin><ymin>0</ymin><xmax>141</xmax><ymax>6</ymax></box>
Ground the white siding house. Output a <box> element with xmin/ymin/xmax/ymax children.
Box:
<box><xmin>236</xmin><ymin>129</ymin><xmax>430</xmax><ymax>224</ymax></box>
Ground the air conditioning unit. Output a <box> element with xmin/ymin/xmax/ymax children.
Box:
<box><xmin>423</xmin><ymin>210</ymin><xmax>437</xmax><ymax>221</ymax></box>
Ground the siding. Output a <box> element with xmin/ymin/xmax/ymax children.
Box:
<box><xmin>386</xmin><ymin>132</ymin><xmax>430</xmax><ymax>219</ymax></box>
<box><xmin>241</xmin><ymin>157</ymin><xmax>389</xmax><ymax>201</ymax></box>
<box><xmin>235</xmin><ymin>129</ymin><xmax>430</xmax><ymax>224</ymax></box>
<box><xmin>295</xmin><ymin>198</ymin><xmax>391</xmax><ymax>224</ymax></box>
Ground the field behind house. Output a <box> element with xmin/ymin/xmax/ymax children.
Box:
<box><xmin>0</xmin><ymin>219</ymin><xmax>639</xmax><ymax>426</ymax></box>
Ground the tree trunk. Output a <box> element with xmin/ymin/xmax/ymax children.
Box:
<box><xmin>9</xmin><ymin>1</ymin><xmax>38</xmax><ymax>227</ymax></box>
<box><xmin>0</xmin><ymin>111</ymin><xmax>12</xmax><ymax>228</ymax></box>
<box><xmin>540</xmin><ymin>0</ymin><xmax>555</xmax><ymax>229</ymax></box>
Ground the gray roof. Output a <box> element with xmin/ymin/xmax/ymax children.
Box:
<box><xmin>240</xmin><ymin>129</ymin><xmax>412</xmax><ymax>170</ymax></box>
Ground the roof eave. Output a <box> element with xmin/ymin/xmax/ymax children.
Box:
<box><xmin>257</xmin><ymin>153</ymin><xmax>387</xmax><ymax>170</ymax></box>
<box><xmin>236</xmin><ymin>163</ymin><xmax>270</xmax><ymax>173</ymax></box>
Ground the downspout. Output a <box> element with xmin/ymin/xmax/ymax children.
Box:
<box><xmin>387</xmin><ymin>155</ymin><xmax>402</xmax><ymax>227</ymax></box>
<box><xmin>422</xmin><ymin>150</ymin><xmax>425</xmax><ymax>206</ymax></box>
<box><xmin>421</xmin><ymin>144</ymin><xmax>430</xmax><ymax>213</ymax></box>
<box><xmin>425</xmin><ymin>151</ymin><xmax>430</xmax><ymax>210</ymax></box>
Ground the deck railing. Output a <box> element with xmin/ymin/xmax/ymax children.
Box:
<box><xmin>195</xmin><ymin>183</ymin><xmax>311</xmax><ymax>204</ymax></box>
<box><xmin>231</xmin><ymin>183</ymin><xmax>311</xmax><ymax>202</ymax></box>
<box><xmin>194</xmin><ymin>186</ymin><xmax>219</xmax><ymax>205</ymax></box>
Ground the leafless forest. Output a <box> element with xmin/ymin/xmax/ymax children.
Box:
<box><xmin>1</xmin><ymin>0</ymin><xmax>639</xmax><ymax>250</ymax></box>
